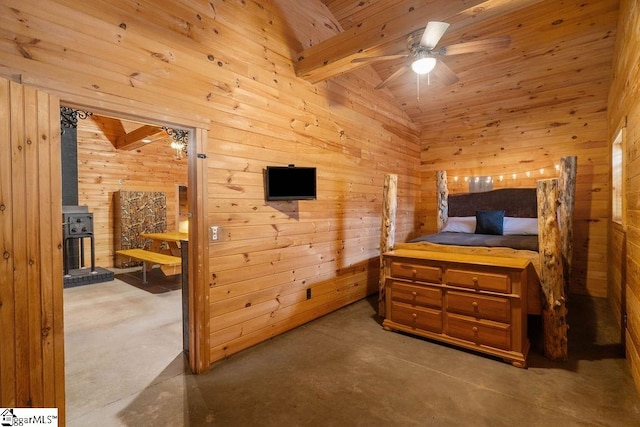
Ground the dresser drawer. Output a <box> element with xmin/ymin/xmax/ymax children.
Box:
<box><xmin>390</xmin><ymin>281</ymin><xmax>442</xmax><ymax>309</ymax></box>
<box><xmin>390</xmin><ymin>261</ymin><xmax>441</xmax><ymax>283</ymax></box>
<box><xmin>446</xmin><ymin>291</ymin><xmax>511</xmax><ymax>323</ymax></box>
<box><xmin>446</xmin><ymin>313</ymin><xmax>511</xmax><ymax>350</ymax></box>
<box><xmin>445</xmin><ymin>268</ymin><xmax>511</xmax><ymax>293</ymax></box>
<box><xmin>391</xmin><ymin>303</ymin><xmax>443</xmax><ymax>333</ymax></box>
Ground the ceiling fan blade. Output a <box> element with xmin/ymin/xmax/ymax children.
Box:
<box><xmin>420</xmin><ymin>21</ymin><xmax>450</xmax><ymax>49</ymax></box>
<box><xmin>375</xmin><ymin>64</ymin><xmax>411</xmax><ymax>90</ymax></box>
<box><xmin>438</xmin><ymin>35</ymin><xmax>511</xmax><ymax>56</ymax></box>
<box><xmin>431</xmin><ymin>61</ymin><xmax>459</xmax><ymax>86</ymax></box>
<box><xmin>351</xmin><ymin>54</ymin><xmax>409</xmax><ymax>63</ymax></box>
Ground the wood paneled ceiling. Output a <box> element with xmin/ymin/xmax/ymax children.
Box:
<box><xmin>298</xmin><ymin>0</ymin><xmax>619</xmax><ymax>131</ymax></box>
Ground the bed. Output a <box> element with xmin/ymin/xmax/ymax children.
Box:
<box><xmin>379</xmin><ymin>158</ymin><xmax>576</xmax><ymax>365</ymax></box>
<box><xmin>395</xmin><ymin>186</ymin><xmax>543</xmax><ymax>316</ymax></box>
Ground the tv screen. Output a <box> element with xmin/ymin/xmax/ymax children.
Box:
<box><xmin>265</xmin><ymin>166</ymin><xmax>316</xmax><ymax>201</ymax></box>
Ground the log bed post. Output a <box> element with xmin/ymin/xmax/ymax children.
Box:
<box><xmin>436</xmin><ymin>171</ymin><xmax>448</xmax><ymax>231</ymax></box>
<box><xmin>558</xmin><ymin>156</ymin><xmax>577</xmax><ymax>293</ymax></box>
<box><xmin>379</xmin><ymin>174</ymin><xmax>398</xmax><ymax>317</ymax></box>
<box><xmin>537</xmin><ymin>178</ymin><xmax>569</xmax><ymax>361</ymax></box>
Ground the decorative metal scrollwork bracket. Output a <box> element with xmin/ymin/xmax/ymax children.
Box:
<box><xmin>162</xmin><ymin>127</ymin><xmax>189</xmax><ymax>146</ymax></box>
<box><xmin>60</xmin><ymin>107</ymin><xmax>92</xmax><ymax>134</ymax></box>
<box><xmin>163</xmin><ymin>126</ymin><xmax>189</xmax><ymax>159</ymax></box>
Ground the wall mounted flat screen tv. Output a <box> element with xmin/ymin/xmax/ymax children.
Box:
<box><xmin>265</xmin><ymin>166</ymin><xmax>316</xmax><ymax>201</ymax></box>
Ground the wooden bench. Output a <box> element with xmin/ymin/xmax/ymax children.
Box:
<box><xmin>116</xmin><ymin>248</ymin><xmax>181</xmax><ymax>284</ymax></box>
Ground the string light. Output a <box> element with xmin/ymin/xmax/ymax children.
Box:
<box><xmin>446</xmin><ymin>162</ymin><xmax>562</xmax><ymax>186</ymax></box>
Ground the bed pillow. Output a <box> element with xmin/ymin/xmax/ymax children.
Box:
<box><xmin>475</xmin><ymin>210</ymin><xmax>505</xmax><ymax>235</ymax></box>
<box><xmin>503</xmin><ymin>217</ymin><xmax>538</xmax><ymax>235</ymax></box>
<box><xmin>441</xmin><ymin>216</ymin><xmax>476</xmax><ymax>233</ymax></box>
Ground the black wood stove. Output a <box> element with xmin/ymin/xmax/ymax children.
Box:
<box><xmin>62</xmin><ymin>205</ymin><xmax>95</xmax><ymax>276</ymax></box>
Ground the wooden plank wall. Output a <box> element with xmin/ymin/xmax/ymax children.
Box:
<box><xmin>415</xmin><ymin>1</ymin><xmax>618</xmax><ymax>298</ymax></box>
<box><xmin>0</xmin><ymin>78</ymin><xmax>65</xmax><ymax>422</ymax></box>
<box><xmin>202</xmin><ymin>1</ymin><xmax>420</xmax><ymax>361</ymax></box>
<box><xmin>0</xmin><ymin>0</ymin><xmax>420</xmax><ymax>375</ymax></box>
<box><xmin>76</xmin><ymin>118</ymin><xmax>188</xmax><ymax>268</ymax></box>
<box><xmin>608</xmin><ymin>0</ymin><xmax>640</xmax><ymax>395</ymax></box>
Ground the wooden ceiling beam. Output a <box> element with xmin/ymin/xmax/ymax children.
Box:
<box><xmin>90</xmin><ymin>115</ymin><xmax>125</xmax><ymax>148</ymax></box>
<box><xmin>115</xmin><ymin>125</ymin><xmax>164</xmax><ymax>151</ymax></box>
<box><xmin>294</xmin><ymin>0</ymin><xmax>488</xmax><ymax>83</ymax></box>
<box><xmin>295</xmin><ymin>0</ymin><xmax>544</xmax><ymax>84</ymax></box>
<box><xmin>91</xmin><ymin>114</ymin><xmax>166</xmax><ymax>150</ymax></box>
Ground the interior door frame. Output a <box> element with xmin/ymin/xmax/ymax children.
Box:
<box><xmin>60</xmin><ymin>102</ymin><xmax>211</xmax><ymax>373</ymax></box>
<box><xmin>1</xmin><ymin>77</ymin><xmax>66</xmax><ymax>416</ymax></box>
<box><xmin>1</xmin><ymin>77</ymin><xmax>210</xmax><ymax>427</ymax></box>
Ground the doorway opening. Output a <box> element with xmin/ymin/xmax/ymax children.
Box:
<box><xmin>61</xmin><ymin>110</ymin><xmax>194</xmax><ymax>423</ymax></box>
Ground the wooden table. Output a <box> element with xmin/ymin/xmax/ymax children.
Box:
<box><xmin>140</xmin><ymin>231</ymin><xmax>188</xmax><ymax>257</ymax></box>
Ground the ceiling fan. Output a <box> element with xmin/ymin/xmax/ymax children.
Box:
<box><xmin>352</xmin><ymin>21</ymin><xmax>511</xmax><ymax>90</ymax></box>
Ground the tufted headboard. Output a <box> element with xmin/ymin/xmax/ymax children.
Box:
<box><xmin>448</xmin><ymin>188</ymin><xmax>537</xmax><ymax>218</ymax></box>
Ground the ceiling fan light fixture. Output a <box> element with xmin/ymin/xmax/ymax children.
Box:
<box><xmin>411</xmin><ymin>56</ymin><xmax>437</xmax><ymax>74</ymax></box>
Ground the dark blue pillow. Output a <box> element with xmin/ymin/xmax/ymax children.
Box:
<box><xmin>475</xmin><ymin>210</ymin><xmax>505</xmax><ymax>235</ymax></box>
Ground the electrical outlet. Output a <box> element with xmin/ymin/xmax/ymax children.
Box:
<box><xmin>210</xmin><ymin>226</ymin><xmax>219</xmax><ymax>241</ymax></box>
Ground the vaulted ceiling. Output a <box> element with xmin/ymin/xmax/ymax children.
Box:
<box><xmin>296</xmin><ymin>0</ymin><xmax>619</xmax><ymax>133</ymax></box>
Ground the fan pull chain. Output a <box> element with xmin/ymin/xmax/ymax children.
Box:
<box><xmin>416</xmin><ymin>72</ymin><xmax>433</xmax><ymax>104</ymax></box>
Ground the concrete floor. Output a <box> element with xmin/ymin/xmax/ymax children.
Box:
<box><xmin>64</xmin><ymin>271</ymin><xmax>640</xmax><ymax>426</ymax></box>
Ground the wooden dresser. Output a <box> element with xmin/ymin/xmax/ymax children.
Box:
<box><xmin>382</xmin><ymin>249</ymin><xmax>531</xmax><ymax>367</ymax></box>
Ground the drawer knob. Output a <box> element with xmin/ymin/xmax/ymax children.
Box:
<box><xmin>472</xmin><ymin>277</ymin><xmax>479</xmax><ymax>283</ymax></box>
<box><xmin>412</xmin><ymin>313</ymin><xmax>418</xmax><ymax>319</ymax></box>
<box><xmin>412</xmin><ymin>269</ymin><xmax>417</xmax><ymax>277</ymax></box>
<box><xmin>471</xmin><ymin>301</ymin><xmax>479</xmax><ymax>308</ymax></box>
<box><xmin>472</xmin><ymin>326</ymin><xmax>479</xmax><ymax>333</ymax></box>
<box><xmin>412</xmin><ymin>291</ymin><xmax>417</xmax><ymax>296</ymax></box>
